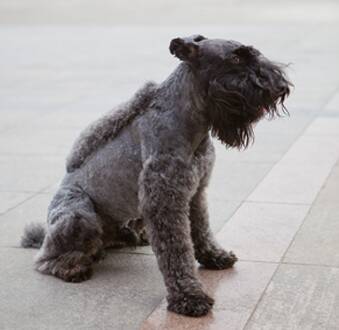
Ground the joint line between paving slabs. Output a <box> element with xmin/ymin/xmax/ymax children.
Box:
<box><xmin>0</xmin><ymin>184</ymin><xmax>54</xmax><ymax>217</ymax></box>
<box><xmin>241</xmin><ymin>158</ymin><xmax>339</xmax><ymax>329</ymax></box>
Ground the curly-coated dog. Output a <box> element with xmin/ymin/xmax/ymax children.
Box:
<box><xmin>22</xmin><ymin>35</ymin><xmax>291</xmax><ymax>317</ymax></box>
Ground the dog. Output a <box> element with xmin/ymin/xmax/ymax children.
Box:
<box><xmin>21</xmin><ymin>35</ymin><xmax>291</xmax><ymax>317</ymax></box>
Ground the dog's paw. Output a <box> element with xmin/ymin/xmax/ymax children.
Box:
<box><xmin>56</xmin><ymin>264</ymin><xmax>93</xmax><ymax>283</ymax></box>
<box><xmin>198</xmin><ymin>250</ymin><xmax>238</xmax><ymax>270</ymax></box>
<box><xmin>60</xmin><ymin>265</ymin><xmax>93</xmax><ymax>283</ymax></box>
<box><xmin>92</xmin><ymin>249</ymin><xmax>106</xmax><ymax>263</ymax></box>
<box><xmin>138</xmin><ymin>228</ymin><xmax>150</xmax><ymax>246</ymax></box>
<box><xmin>167</xmin><ymin>290</ymin><xmax>214</xmax><ymax>317</ymax></box>
<box><xmin>68</xmin><ymin>266</ymin><xmax>93</xmax><ymax>283</ymax></box>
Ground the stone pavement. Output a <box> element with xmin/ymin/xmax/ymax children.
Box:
<box><xmin>0</xmin><ymin>1</ymin><xmax>339</xmax><ymax>329</ymax></box>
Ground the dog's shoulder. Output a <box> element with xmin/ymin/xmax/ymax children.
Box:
<box><xmin>66</xmin><ymin>82</ymin><xmax>157</xmax><ymax>173</ymax></box>
<box><xmin>195</xmin><ymin>135</ymin><xmax>215</xmax><ymax>159</ymax></box>
<box><xmin>193</xmin><ymin>136</ymin><xmax>215</xmax><ymax>185</ymax></box>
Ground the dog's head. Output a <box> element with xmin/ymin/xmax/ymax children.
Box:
<box><xmin>170</xmin><ymin>35</ymin><xmax>292</xmax><ymax>148</ymax></box>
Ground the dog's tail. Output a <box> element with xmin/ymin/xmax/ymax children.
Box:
<box><xmin>21</xmin><ymin>223</ymin><xmax>46</xmax><ymax>249</ymax></box>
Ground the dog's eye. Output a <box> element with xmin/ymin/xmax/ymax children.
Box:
<box><xmin>193</xmin><ymin>35</ymin><xmax>206</xmax><ymax>42</ymax></box>
<box><xmin>229</xmin><ymin>54</ymin><xmax>240</xmax><ymax>64</ymax></box>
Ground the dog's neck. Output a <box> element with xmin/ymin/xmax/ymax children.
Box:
<box><xmin>158</xmin><ymin>63</ymin><xmax>210</xmax><ymax>150</ymax></box>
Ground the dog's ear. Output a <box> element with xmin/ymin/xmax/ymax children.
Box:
<box><xmin>169</xmin><ymin>35</ymin><xmax>205</xmax><ymax>62</ymax></box>
<box><xmin>234</xmin><ymin>45</ymin><xmax>261</xmax><ymax>59</ymax></box>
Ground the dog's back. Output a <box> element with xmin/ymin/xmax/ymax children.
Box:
<box><xmin>66</xmin><ymin>82</ymin><xmax>157</xmax><ymax>173</ymax></box>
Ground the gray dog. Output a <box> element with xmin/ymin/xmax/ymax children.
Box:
<box><xmin>22</xmin><ymin>35</ymin><xmax>291</xmax><ymax>317</ymax></box>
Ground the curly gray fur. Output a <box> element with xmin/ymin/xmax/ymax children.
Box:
<box><xmin>21</xmin><ymin>223</ymin><xmax>46</xmax><ymax>248</ymax></box>
<box><xmin>66</xmin><ymin>82</ymin><xmax>157</xmax><ymax>172</ymax></box>
<box><xmin>21</xmin><ymin>35</ymin><xmax>291</xmax><ymax>316</ymax></box>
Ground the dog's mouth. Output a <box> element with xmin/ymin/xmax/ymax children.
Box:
<box><xmin>252</xmin><ymin>61</ymin><xmax>292</xmax><ymax>119</ymax></box>
<box><xmin>253</xmin><ymin>81</ymin><xmax>291</xmax><ymax>121</ymax></box>
<box><xmin>259</xmin><ymin>106</ymin><xmax>267</xmax><ymax>116</ymax></box>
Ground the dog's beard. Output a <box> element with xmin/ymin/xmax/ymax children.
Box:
<box><xmin>207</xmin><ymin>84</ymin><xmax>257</xmax><ymax>148</ymax></box>
<box><xmin>207</xmin><ymin>63</ymin><xmax>291</xmax><ymax>149</ymax></box>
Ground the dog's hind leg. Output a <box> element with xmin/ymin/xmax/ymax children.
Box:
<box><xmin>101</xmin><ymin>218</ymin><xmax>148</xmax><ymax>250</ymax></box>
<box><xmin>35</xmin><ymin>186</ymin><xmax>103</xmax><ymax>282</ymax></box>
<box><xmin>116</xmin><ymin>218</ymin><xmax>149</xmax><ymax>247</ymax></box>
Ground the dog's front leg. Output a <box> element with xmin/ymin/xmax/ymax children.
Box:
<box><xmin>139</xmin><ymin>155</ymin><xmax>214</xmax><ymax>317</ymax></box>
<box><xmin>190</xmin><ymin>188</ymin><xmax>238</xmax><ymax>269</ymax></box>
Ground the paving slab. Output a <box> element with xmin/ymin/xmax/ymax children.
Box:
<box><xmin>0</xmin><ymin>109</ymin><xmax>52</xmax><ymax>133</ymax></box>
<box><xmin>244</xmin><ymin>264</ymin><xmax>339</xmax><ymax>330</ymax></box>
<box><xmin>324</xmin><ymin>91</ymin><xmax>339</xmax><ymax>112</ymax></box>
<box><xmin>248</xmin><ymin>121</ymin><xmax>339</xmax><ymax>204</ymax></box>
<box><xmin>217</xmin><ymin>202</ymin><xmax>310</xmax><ymax>262</ymax></box>
<box><xmin>0</xmin><ymin>127</ymin><xmax>80</xmax><ymax>156</ymax></box>
<box><xmin>0</xmin><ymin>0</ymin><xmax>337</xmax><ymax>25</ymax></box>
<box><xmin>280</xmin><ymin>135</ymin><xmax>339</xmax><ymax>165</ymax></box>
<box><xmin>284</xmin><ymin>163</ymin><xmax>339</xmax><ymax>267</ymax></box>
<box><xmin>0</xmin><ymin>192</ymin><xmax>33</xmax><ymax>215</ymax></box>
<box><xmin>214</xmin><ymin>130</ymin><xmax>306</xmax><ymax>164</ymax></box>
<box><xmin>304</xmin><ymin>116</ymin><xmax>339</xmax><ymax>136</ymax></box>
<box><xmin>32</xmin><ymin>107</ymin><xmax>109</xmax><ymax>130</ymax></box>
<box><xmin>0</xmin><ymin>247</ymin><xmax>165</xmax><ymax>330</ymax></box>
<box><xmin>207</xmin><ymin>198</ymin><xmax>242</xmax><ymax>233</ymax></box>
<box><xmin>142</xmin><ymin>261</ymin><xmax>277</xmax><ymax>330</ymax></box>
<box><xmin>209</xmin><ymin>160</ymin><xmax>273</xmax><ymax>202</ymax></box>
<box><xmin>0</xmin><ymin>91</ymin><xmax>80</xmax><ymax>112</ymax></box>
<box><xmin>0</xmin><ymin>155</ymin><xmax>64</xmax><ymax>193</ymax></box>
<box><xmin>0</xmin><ymin>193</ymin><xmax>52</xmax><ymax>247</ymax></box>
